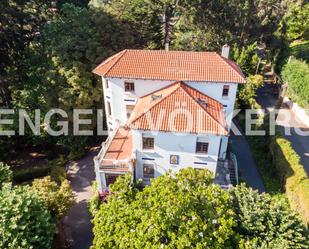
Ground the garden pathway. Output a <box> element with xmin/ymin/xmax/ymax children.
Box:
<box><xmin>63</xmin><ymin>147</ymin><xmax>99</xmax><ymax>249</ymax></box>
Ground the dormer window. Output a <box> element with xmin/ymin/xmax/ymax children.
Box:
<box><xmin>124</xmin><ymin>81</ymin><xmax>135</xmax><ymax>92</ymax></box>
<box><xmin>222</xmin><ymin>85</ymin><xmax>229</xmax><ymax>97</ymax></box>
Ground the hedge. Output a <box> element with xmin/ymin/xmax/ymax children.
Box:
<box><xmin>270</xmin><ymin>135</ymin><xmax>309</xmax><ymax>225</ymax></box>
<box><xmin>241</xmin><ymin>108</ymin><xmax>309</xmax><ymax>225</ymax></box>
<box><xmin>281</xmin><ymin>59</ymin><xmax>309</xmax><ymax>109</ymax></box>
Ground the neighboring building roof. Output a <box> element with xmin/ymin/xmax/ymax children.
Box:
<box><xmin>101</xmin><ymin>128</ymin><xmax>132</xmax><ymax>172</ymax></box>
<box><xmin>126</xmin><ymin>82</ymin><xmax>228</xmax><ymax>135</ymax></box>
<box><xmin>93</xmin><ymin>49</ymin><xmax>246</xmax><ymax>83</ymax></box>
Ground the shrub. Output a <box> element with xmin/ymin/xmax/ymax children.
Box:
<box><xmin>232</xmin><ymin>42</ymin><xmax>260</xmax><ymax>76</ymax></box>
<box><xmin>281</xmin><ymin>59</ymin><xmax>309</xmax><ymax>109</ymax></box>
<box><xmin>89</xmin><ymin>181</ymin><xmax>100</xmax><ymax>217</ymax></box>
<box><xmin>286</xmin><ymin>4</ymin><xmax>309</xmax><ymax>41</ymax></box>
<box><xmin>13</xmin><ymin>164</ymin><xmax>52</xmax><ymax>183</ymax></box>
<box><xmin>270</xmin><ymin>135</ymin><xmax>309</xmax><ymax>225</ymax></box>
<box><xmin>0</xmin><ymin>162</ymin><xmax>12</xmax><ymax>187</ymax></box>
<box><xmin>31</xmin><ymin>176</ymin><xmax>75</xmax><ymax>219</ymax></box>
<box><xmin>237</xmin><ymin>75</ymin><xmax>263</xmax><ymax>109</ymax></box>
<box><xmin>0</xmin><ymin>184</ymin><xmax>55</xmax><ymax>249</ymax></box>
<box><xmin>49</xmin><ymin>157</ymin><xmax>68</xmax><ymax>183</ymax></box>
<box><xmin>92</xmin><ymin>169</ymin><xmax>235</xmax><ymax>248</ymax></box>
<box><xmin>233</xmin><ymin>184</ymin><xmax>309</xmax><ymax>248</ymax></box>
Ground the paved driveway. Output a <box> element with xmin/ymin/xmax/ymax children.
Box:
<box><xmin>257</xmin><ymin>84</ymin><xmax>309</xmax><ymax>175</ymax></box>
<box><xmin>230</xmin><ymin>130</ymin><xmax>266</xmax><ymax>193</ymax></box>
<box><xmin>63</xmin><ymin>148</ymin><xmax>99</xmax><ymax>249</ymax></box>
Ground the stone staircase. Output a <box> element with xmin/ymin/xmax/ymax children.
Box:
<box><xmin>263</xmin><ymin>63</ymin><xmax>276</xmax><ymax>84</ymax></box>
<box><xmin>227</xmin><ymin>160</ymin><xmax>237</xmax><ymax>185</ymax></box>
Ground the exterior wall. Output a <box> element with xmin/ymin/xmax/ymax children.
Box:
<box><xmin>102</xmin><ymin>77</ymin><xmax>173</xmax><ymax>130</ymax></box>
<box><xmin>132</xmin><ymin>129</ymin><xmax>222</xmax><ymax>183</ymax></box>
<box><xmin>102</xmin><ymin>77</ymin><xmax>238</xmax><ymax>132</ymax></box>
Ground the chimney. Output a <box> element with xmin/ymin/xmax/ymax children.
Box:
<box><xmin>221</xmin><ymin>44</ymin><xmax>230</xmax><ymax>59</ymax></box>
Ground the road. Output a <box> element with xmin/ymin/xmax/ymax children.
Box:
<box><xmin>256</xmin><ymin>84</ymin><xmax>309</xmax><ymax>175</ymax></box>
<box><xmin>230</xmin><ymin>130</ymin><xmax>266</xmax><ymax>193</ymax></box>
<box><xmin>63</xmin><ymin>148</ymin><xmax>98</xmax><ymax>249</ymax></box>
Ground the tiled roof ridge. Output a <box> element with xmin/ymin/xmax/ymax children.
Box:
<box><xmin>126</xmin><ymin>82</ymin><xmax>181</xmax><ymax>127</ymax></box>
<box><xmin>179</xmin><ymin>83</ymin><xmax>228</xmax><ymax>134</ymax></box>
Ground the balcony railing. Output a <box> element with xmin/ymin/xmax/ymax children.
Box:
<box><xmin>99</xmin><ymin>158</ymin><xmax>133</xmax><ymax>173</ymax></box>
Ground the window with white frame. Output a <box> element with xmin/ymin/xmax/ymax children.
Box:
<box><xmin>222</xmin><ymin>85</ymin><xmax>229</xmax><ymax>97</ymax></box>
<box><xmin>142</xmin><ymin>135</ymin><xmax>154</xmax><ymax>150</ymax></box>
<box><xmin>124</xmin><ymin>81</ymin><xmax>135</xmax><ymax>92</ymax></box>
<box><xmin>126</xmin><ymin>105</ymin><xmax>135</xmax><ymax>119</ymax></box>
<box><xmin>196</xmin><ymin>137</ymin><xmax>209</xmax><ymax>154</ymax></box>
<box><xmin>143</xmin><ymin>164</ymin><xmax>154</xmax><ymax>179</ymax></box>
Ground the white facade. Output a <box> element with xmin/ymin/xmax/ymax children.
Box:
<box><xmin>132</xmin><ymin>130</ymin><xmax>223</xmax><ymax>182</ymax></box>
<box><xmin>96</xmin><ymin>76</ymin><xmax>239</xmax><ymax>190</ymax></box>
<box><xmin>102</xmin><ymin>77</ymin><xmax>238</xmax><ymax>132</ymax></box>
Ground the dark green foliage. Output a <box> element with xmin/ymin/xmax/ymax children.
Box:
<box><xmin>173</xmin><ymin>0</ymin><xmax>286</xmax><ymax>51</ymax></box>
<box><xmin>281</xmin><ymin>59</ymin><xmax>309</xmax><ymax>108</ymax></box>
<box><xmin>92</xmin><ymin>169</ymin><xmax>235</xmax><ymax>248</ymax></box>
<box><xmin>233</xmin><ymin>184</ymin><xmax>309</xmax><ymax>248</ymax></box>
<box><xmin>13</xmin><ymin>165</ymin><xmax>52</xmax><ymax>183</ymax></box>
<box><xmin>0</xmin><ymin>162</ymin><xmax>12</xmax><ymax>188</ymax></box>
<box><xmin>237</xmin><ymin>75</ymin><xmax>263</xmax><ymax>109</ymax></box>
<box><xmin>286</xmin><ymin>3</ymin><xmax>309</xmax><ymax>41</ymax></box>
<box><xmin>93</xmin><ymin>0</ymin><xmax>162</xmax><ymax>48</ymax></box>
<box><xmin>232</xmin><ymin>43</ymin><xmax>260</xmax><ymax>76</ymax></box>
<box><xmin>0</xmin><ymin>184</ymin><xmax>55</xmax><ymax>249</ymax></box>
<box><xmin>290</xmin><ymin>41</ymin><xmax>309</xmax><ymax>63</ymax></box>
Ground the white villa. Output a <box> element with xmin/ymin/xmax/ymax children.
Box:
<box><xmin>93</xmin><ymin>46</ymin><xmax>245</xmax><ymax>192</ymax></box>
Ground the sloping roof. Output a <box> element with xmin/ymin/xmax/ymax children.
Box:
<box><xmin>102</xmin><ymin>128</ymin><xmax>132</xmax><ymax>162</ymax></box>
<box><xmin>126</xmin><ymin>82</ymin><xmax>228</xmax><ymax>135</ymax></box>
<box><xmin>93</xmin><ymin>49</ymin><xmax>245</xmax><ymax>83</ymax></box>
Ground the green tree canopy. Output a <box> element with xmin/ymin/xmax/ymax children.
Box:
<box><xmin>232</xmin><ymin>184</ymin><xmax>309</xmax><ymax>249</ymax></box>
<box><xmin>0</xmin><ymin>184</ymin><xmax>55</xmax><ymax>249</ymax></box>
<box><xmin>92</xmin><ymin>169</ymin><xmax>235</xmax><ymax>248</ymax></box>
<box><xmin>286</xmin><ymin>3</ymin><xmax>309</xmax><ymax>41</ymax></box>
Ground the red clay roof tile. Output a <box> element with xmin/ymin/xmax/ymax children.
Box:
<box><xmin>126</xmin><ymin>82</ymin><xmax>228</xmax><ymax>135</ymax></box>
<box><xmin>93</xmin><ymin>50</ymin><xmax>245</xmax><ymax>83</ymax></box>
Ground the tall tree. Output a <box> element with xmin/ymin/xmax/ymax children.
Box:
<box><xmin>173</xmin><ymin>0</ymin><xmax>287</xmax><ymax>51</ymax></box>
<box><xmin>0</xmin><ymin>0</ymin><xmax>57</xmax><ymax>106</ymax></box>
<box><xmin>92</xmin><ymin>169</ymin><xmax>236</xmax><ymax>248</ymax></box>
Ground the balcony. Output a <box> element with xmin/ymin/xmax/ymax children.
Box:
<box><xmin>94</xmin><ymin>126</ymin><xmax>133</xmax><ymax>174</ymax></box>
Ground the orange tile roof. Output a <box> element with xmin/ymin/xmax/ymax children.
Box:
<box><xmin>126</xmin><ymin>82</ymin><xmax>228</xmax><ymax>135</ymax></box>
<box><xmin>93</xmin><ymin>50</ymin><xmax>245</xmax><ymax>83</ymax></box>
<box><xmin>101</xmin><ymin>128</ymin><xmax>132</xmax><ymax>171</ymax></box>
